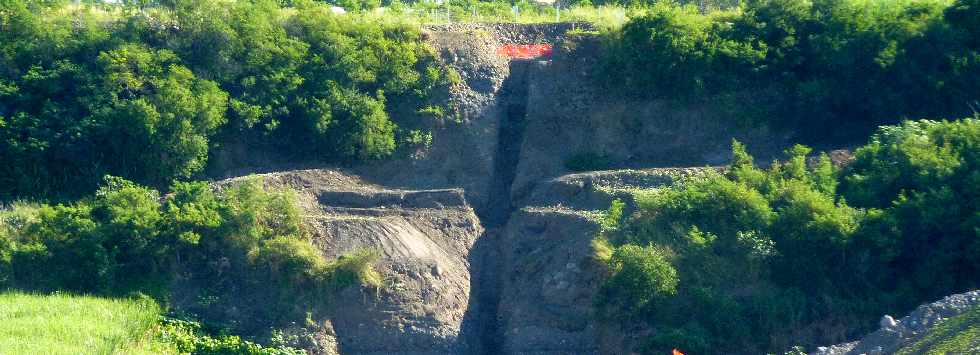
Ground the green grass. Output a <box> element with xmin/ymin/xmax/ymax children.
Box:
<box><xmin>0</xmin><ymin>292</ymin><xmax>162</xmax><ymax>355</ymax></box>
<box><xmin>897</xmin><ymin>305</ymin><xmax>980</xmax><ymax>355</ymax></box>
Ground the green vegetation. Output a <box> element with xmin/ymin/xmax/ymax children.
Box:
<box><xmin>0</xmin><ymin>292</ymin><xmax>306</xmax><ymax>354</ymax></box>
<box><xmin>596</xmin><ymin>118</ymin><xmax>980</xmax><ymax>354</ymax></box>
<box><xmin>0</xmin><ymin>0</ymin><xmax>455</xmax><ymax>200</ymax></box>
<box><xmin>0</xmin><ymin>176</ymin><xmax>380</xmax><ymax>334</ymax></box>
<box><xmin>153</xmin><ymin>316</ymin><xmax>304</xmax><ymax>355</ymax></box>
<box><xmin>897</xmin><ymin>306</ymin><xmax>980</xmax><ymax>355</ymax></box>
<box><xmin>381</xmin><ymin>1</ymin><xmax>633</xmax><ymax>26</ymax></box>
<box><xmin>0</xmin><ymin>292</ymin><xmax>159</xmax><ymax>354</ymax></box>
<box><xmin>2</xmin><ymin>0</ymin><xmax>977</xmax><ymax>353</ymax></box>
<box><xmin>598</xmin><ymin>0</ymin><xmax>980</xmax><ymax>138</ymax></box>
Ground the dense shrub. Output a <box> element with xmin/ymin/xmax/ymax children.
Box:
<box><xmin>599</xmin><ymin>3</ymin><xmax>765</xmax><ymax>98</ymax></box>
<box><xmin>0</xmin><ymin>0</ymin><xmax>454</xmax><ymax>201</ymax></box>
<box><xmin>156</xmin><ymin>317</ymin><xmax>304</xmax><ymax>355</ymax></box>
<box><xmin>597</xmin><ymin>244</ymin><xmax>677</xmax><ymax>314</ymax></box>
<box><xmin>840</xmin><ymin>118</ymin><xmax>980</xmax><ymax>303</ymax></box>
<box><xmin>0</xmin><ymin>177</ymin><xmax>379</xmax><ymax>310</ymax></box>
<box><xmin>596</xmin><ymin>118</ymin><xmax>980</xmax><ymax>353</ymax></box>
<box><xmin>598</xmin><ymin>0</ymin><xmax>979</xmax><ymax>138</ymax></box>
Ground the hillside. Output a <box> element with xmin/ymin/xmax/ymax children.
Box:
<box><xmin>1</xmin><ymin>0</ymin><xmax>979</xmax><ymax>354</ymax></box>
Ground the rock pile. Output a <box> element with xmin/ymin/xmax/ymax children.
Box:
<box><xmin>812</xmin><ymin>290</ymin><xmax>980</xmax><ymax>355</ymax></box>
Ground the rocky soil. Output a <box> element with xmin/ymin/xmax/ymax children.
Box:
<box><xmin>813</xmin><ymin>290</ymin><xmax>980</xmax><ymax>355</ymax></box>
<box><xmin>223</xmin><ymin>169</ymin><xmax>484</xmax><ymax>354</ymax></box>
<box><xmin>204</xmin><ymin>23</ymin><xmax>849</xmax><ymax>355</ymax></box>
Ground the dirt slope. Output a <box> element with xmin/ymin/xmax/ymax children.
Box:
<box><xmin>205</xmin><ymin>23</ymin><xmax>807</xmax><ymax>354</ymax></box>
<box><xmin>226</xmin><ymin>169</ymin><xmax>484</xmax><ymax>354</ymax></box>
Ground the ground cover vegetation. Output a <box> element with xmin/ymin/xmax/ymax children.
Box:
<box><xmin>0</xmin><ymin>0</ymin><xmax>458</xmax><ymax>200</ymax></box>
<box><xmin>3</xmin><ymin>0</ymin><xmax>979</xmax><ymax>352</ymax></box>
<box><xmin>595</xmin><ymin>118</ymin><xmax>980</xmax><ymax>354</ymax></box>
<box><xmin>0</xmin><ymin>292</ymin><xmax>308</xmax><ymax>354</ymax></box>
<box><xmin>0</xmin><ymin>177</ymin><xmax>381</xmax><ymax>349</ymax></box>
<box><xmin>0</xmin><ymin>292</ymin><xmax>160</xmax><ymax>354</ymax></box>
<box><xmin>598</xmin><ymin>0</ymin><xmax>980</xmax><ymax>140</ymax></box>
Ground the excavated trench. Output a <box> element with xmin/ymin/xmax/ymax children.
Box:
<box><xmin>486</xmin><ymin>59</ymin><xmax>532</xmax><ymax>227</ymax></box>
<box><xmin>469</xmin><ymin>59</ymin><xmax>534</xmax><ymax>354</ymax></box>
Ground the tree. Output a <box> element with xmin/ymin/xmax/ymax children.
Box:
<box><xmin>92</xmin><ymin>44</ymin><xmax>228</xmax><ymax>186</ymax></box>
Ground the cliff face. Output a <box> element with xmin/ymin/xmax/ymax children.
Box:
<box><xmin>509</xmin><ymin>37</ymin><xmax>788</xmax><ymax>206</ymax></box>
<box><xmin>218</xmin><ymin>167</ymin><xmax>708</xmax><ymax>355</ymax></box>
<box><xmin>217</xmin><ymin>169</ymin><xmax>484</xmax><ymax>355</ymax></box>
<box><xmin>206</xmin><ymin>24</ymin><xmax>799</xmax><ymax>354</ymax></box>
<box><xmin>354</xmin><ymin>25</ymin><xmax>789</xmax><ymax>218</ymax></box>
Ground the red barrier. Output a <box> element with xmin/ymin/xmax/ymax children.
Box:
<box><xmin>497</xmin><ymin>44</ymin><xmax>553</xmax><ymax>59</ymax></box>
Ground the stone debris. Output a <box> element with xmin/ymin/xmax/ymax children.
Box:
<box><xmin>812</xmin><ymin>290</ymin><xmax>980</xmax><ymax>355</ymax></box>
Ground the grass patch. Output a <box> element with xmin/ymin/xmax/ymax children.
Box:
<box><xmin>897</xmin><ymin>305</ymin><xmax>980</xmax><ymax>355</ymax></box>
<box><xmin>0</xmin><ymin>292</ymin><xmax>160</xmax><ymax>355</ymax></box>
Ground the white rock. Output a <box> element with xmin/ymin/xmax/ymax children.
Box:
<box><xmin>880</xmin><ymin>315</ymin><xmax>898</xmax><ymax>328</ymax></box>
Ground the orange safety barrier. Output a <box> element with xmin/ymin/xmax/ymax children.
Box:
<box><xmin>496</xmin><ymin>44</ymin><xmax>554</xmax><ymax>59</ymax></box>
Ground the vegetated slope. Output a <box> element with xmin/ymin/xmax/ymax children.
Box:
<box><xmin>595</xmin><ymin>0</ymin><xmax>980</xmax><ymax>141</ymax></box>
<box><xmin>898</xmin><ymin>305</ymin><xmax>980</xmax><ymax>354</ymax></box>
<box><xmin>592</xmin><ymin>118</ymin><xmax>980</xmax><ymax>354</ymax></box>
<box><xmin>0</xmin><ymin>0</ymin><xmax>455</xmax><ymax>201</ymax></box>
<box><xmin>0</xmin><ymin>292</ymin><xmax>159</xmax><ymax>354</ymax></box>
<box><xmin>2</xmin><ymin>1</ymin><xmax>978</xmax><ymax>354</ymax></box>
<box><xmin>494</xmin><ymin>168</ymin><xmax>716</xmax><ymax>354</ymax></box>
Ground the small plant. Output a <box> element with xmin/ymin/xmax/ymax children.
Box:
<box><xmin>156</xmin><ymin>316</ymin><xmax>305</xmax><ymax>355</ymax></box>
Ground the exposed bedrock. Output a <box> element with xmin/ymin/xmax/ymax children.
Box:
<box><xmin>227</xmin><ymin>169</ymin><xmax>485</xmax><ymax>354</ymax></box>
<box><xmin>210</xmin><ymin>23</ymin><xmax>802</xmax><ymax>354</ymax></box>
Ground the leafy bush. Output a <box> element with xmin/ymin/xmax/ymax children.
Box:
<box><xmin>156</xmin><ymin>317</ymin><xmax>304</xmax><ymax>355</ymax></box>
<box><xmin>597</xmin><ymin>0</ymin><xmax>979</xmax><ymax>138</ymax></box>
<box><xmin>324</xmin><ymin>249</ymin><xmax>383</xmax><ymax>289</ymax></box>
<box><xmin>597</xmin><ymin>244</ymin><xmax>677</xmax><ymax>314</ymax></box>
<box><xmin>840</xmin><ymin>118</ymin><xmax>980</xmax><ymax>303</ymax></box>
<box><xmin>0</xmin><ymin>176</ymin><xmax>381</xmax><ymax>325</ymax></box>
<box><xmin>0</xmin><ymin>0</ymin><xmax>454</xmax><ymax>201</ymax></box>
<box><xmin>599</xmin><ymin>3</ymin><xmax>764</xmax><ymax>98</ymax></box>
<box><xmin>597</xmin><ymin>118</ymin><xmax>980</xmax><ymax>353</ymax></box>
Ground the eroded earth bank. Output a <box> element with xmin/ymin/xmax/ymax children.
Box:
<box><xmin>206</xmin><ymin>24</ymin><xmax>898</xmax><ymax>355</ymax></box>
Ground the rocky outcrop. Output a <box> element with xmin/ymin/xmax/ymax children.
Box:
<box><xmin>520</xmin><ymin>167</ymin><xmax>715</xmax><ymax>211</ymax></box>
<box><xmin>207</xmin><ymin>23</ymin><xmax>802</xmax><ymax>355</ymax></box>
<box><xmin>508</xmin><ymin>37</ymin><xmax>789</xmax><ymax>202</ymax></box>
<box><xmin>220</xmin><ymin>166</ymin><xmax>709</xmax><ymax>354</ymax></box>
<box><xmin>496</xmin><ymin>206</ymin><xmax>604</xmax><ymax>354</ymax></box>
<box><xmin>812</xmin><ymin>290</ymin><xmax>980</xmax><ymax>355</ymax></box>
<box><xmin>225</xmin><ymin>169</ymin><xmax>485</xmax><ymax>354</ymax></box>
<box><xmin>351</xmin><ymin>23</ymin><xmax>513</xmax><ymax>218</ymax></box>
<box><xmin>493</xmin><ymin>167</ymin><xmax>710</xmax><ymax>354</ymax></box>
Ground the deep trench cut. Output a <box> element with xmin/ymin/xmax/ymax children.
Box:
<box><xmin>486</xmin><ymin>59</ymin><xmax>532</xmax><ymax>227</ymax></box>
<box><xmin>470</xmin><ymin>59</ymin><xmax>533</xmax><ymax>354</ymax></box>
